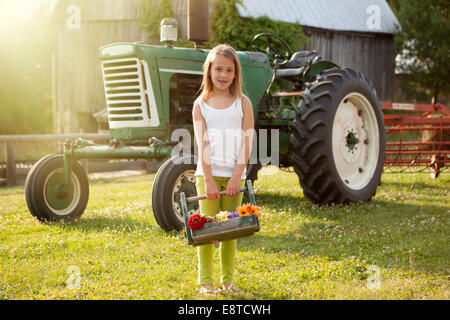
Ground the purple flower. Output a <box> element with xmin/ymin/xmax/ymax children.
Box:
<box><xmin>227</xmin><ymin>211</ymin><xmax>239</xmax><ymax>219</ymax></box>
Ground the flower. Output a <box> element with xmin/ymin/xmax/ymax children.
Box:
<box><xmin>227</xmin><ymin>211</ymin><xmax>239</xmax><ymax>219</ymax></box>
<box><xmin>237</xmin><ymin>203</ymin><xmax>260</xmax><ymax>217</ymax></box>
<box><xmin>216</xmin><ymin>211</ymin><xmax>229</xmax><ymax>223</ymax></box>
<box><xmin>249</xmin><ymin>205</ymin><xmax>260</xmax><ymax>217</ymax></box>
<box><xmin>187</xmin><ymin>214</ymin><xmax>207</xmax><ymax>230</ymax></box>
<box><xmin>203</xmin><ymin>214</ymin><xmax>216</xmax><ymax>223</ymax></box>
<box><xmin>238</xmin><ymin>206</ymin><xmax>249</xmax><ymax>217</ymax></box>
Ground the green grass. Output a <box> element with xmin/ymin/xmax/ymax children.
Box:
<box><xmin>0</xmin><ymin>168</ymin><xmax>449</xmax><ymax>299</ymax></box>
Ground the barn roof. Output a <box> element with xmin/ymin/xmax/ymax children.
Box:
<box><xmin>236</xmin><ymin>0</ymin><xmax>401</xmax><ymax>34</ymax></box>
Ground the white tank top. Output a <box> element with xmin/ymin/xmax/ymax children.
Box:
<box><xmin>194</xmin><ymin>96</ymin><xmax>247</xmax><ymax>179</ymax></box>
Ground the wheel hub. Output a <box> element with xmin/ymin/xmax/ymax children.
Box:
<box><xmin>45</xmin><ymin>172</ymin><xmax>75</xmax><ymax>210</ymax></box>
<box><xmin>339</xmin><ymin>117</ymin><xmax>362</xmax><ymax>164</ymax></box>
<box><xmin>345</xmin><ymin>131</ymin><xmax>359</xmax><ymax>150</ymax></box>
<box><xmin>55</xmin><ymin>184</ymin><xmax>72</xmax><ymax>199</ymax></box>
<box><xmin>44</xmin><ymin>169</ymin><xmax>81</xmax><ymax>215</ymax></box>
<box><xmin>172</xmin><ymin>170</ymin><xmax>199</xmax><ymax>219</ymax></box>
<box><xmin>332</xmin><ymin>93</ymin><xmax>380</xmax><ymax>190</ymax></box>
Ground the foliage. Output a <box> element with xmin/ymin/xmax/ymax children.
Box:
<box><xmin>140</xmin><ymin>0</ymin><xmax>174</xmax><ymax>39</ymax></box>
<box><xmin>209</xmin><ymin>0</ymin><xmax>308</xmax><ymax>53</ymax></box>
<box><xmin>389</xmin><ymin>0</ymin><xmax>450</xmax><ymax>103</ymax></box>
<box><xmin>0</xmin><ymin>169</ymin><xmax>448</xmax><ymax>299</ymax></box>
<box><xmin>0</xmin><ymin>1</ymin><xmax>54</xmax><ymax>134</ymax></box>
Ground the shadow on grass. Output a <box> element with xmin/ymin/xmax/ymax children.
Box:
<box><xmin>239</xmin><ymin>191</ymin><xmax>448</xmax><ymax>276</ymax></box>
<box><xmin>252</xmin><ymin>191</ymin><xmax>309</xmax><ymax>206</ymax></box>
<box><xmin>52</xmin><ymin>216</ymin><xmax>166</xmax><ymax>236</ymax></box>
<box><xmin>87</xmin><ymin>173</ymin><xmax>154</xmax><ymax>186</ymax></box>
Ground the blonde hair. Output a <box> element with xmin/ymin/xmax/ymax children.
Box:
<box><xmin>199</xmin><ymin>44</ymin><xmax>243</xmax><ymax>101</ymax></box>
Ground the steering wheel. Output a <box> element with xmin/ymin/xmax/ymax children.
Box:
<box><xmin>251</xmin><ymin>33</ymin><xmax>292</xmax><ymax>65</ymax></box>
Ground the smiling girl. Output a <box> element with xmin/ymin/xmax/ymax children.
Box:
<box><xmin>192</xmin><ymin>44</ymin><xmax>254</xmax><ymax>295</ymax></box>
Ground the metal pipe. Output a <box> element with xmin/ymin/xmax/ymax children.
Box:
<box><xmin>70</xmin><ymin>145</ymin><xmax>173</xmax><ymax>160</ymax></box>
<box><xmin>386</xmin><ymin>126</ymin><xmax>450</xmax><ymax>131</ymax></box>
<box><xmin>0</xmin><ymin>133</ymin><xmax>109</xmax><ymax>142</ymax></box>
<box><xmin>386</xmin><ymin>142</ymin><xmax>450</xmax><ymax>146</ymax></box>
<box><xmin>386</xmin><ymin>150</ymin><xmax>450</xmax><ymax>155</ymax></box>
<box><xmin>63</xmin><ymin>141</ymin><xmax>72</xmax><ymax>185</ymax></box>
<box><xmin>187</xmin><ymin>188</ymin><xmax>247</xmax><ymax>203</ymax></box>
<box><xmin>385</xmin><ymin>160</ymin><xmax>448</xmax><ymax>165</ymax></box>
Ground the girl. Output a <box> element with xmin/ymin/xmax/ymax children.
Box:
<box><xmin>192</xmin><ymin>44</ymin><xmax>254</xmax><ymax>295</ymax></box>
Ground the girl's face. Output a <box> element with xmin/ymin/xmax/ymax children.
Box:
<box><xmin>209</xmin><ymin>55</ymin><xmax>235</xmax><ymax>93</ymax></box>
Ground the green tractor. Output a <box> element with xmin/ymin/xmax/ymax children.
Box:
<box><xmin>25</xmin><ymin>33</ymin><xmax>386</xmax><ymax>231</ymax></box>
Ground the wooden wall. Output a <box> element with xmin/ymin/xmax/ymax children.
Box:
<box><xmin>303</xmin><ymin>27</ymin><xmax>395</xmax><ymax>101</ymax></box>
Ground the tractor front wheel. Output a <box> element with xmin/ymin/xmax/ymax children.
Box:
<box><xmin>290</xmin><ymin>68</ymin><xmax>386</xmax><ymax>204</ymax></box>
<box><xmin>25</xmin><ymin>154</ymin><xmax>89</xmax><ymax>222</ymax></box>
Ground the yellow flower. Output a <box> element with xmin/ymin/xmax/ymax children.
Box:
<box><xmin>250</xmin><ymin>206</ymin><xmax>260</xmax><ymax>217</ymax></box>
<box><xmin>216</xmin><ymin>211</ymin><xmax>229</xmax><ymax>223</ymax></box>
<box><xmin>238</xmin><ymin>206</ymin><xmax>249</xmax><ymax>217</ymax></box>
<box><xmin>238</xmin><ymin>204</ymin><xmax>260</xmax><ymax>217</ymax></box>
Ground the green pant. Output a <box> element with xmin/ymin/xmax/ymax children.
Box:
<box><xmin>195</xmin><ymin>176</ymin><xmax>246</xmax><ymax>285</ymax></box>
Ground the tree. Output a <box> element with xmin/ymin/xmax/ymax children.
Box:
<box><xmin>392</xmin><ymin>0</ymin><xmax>449</xmax><ymax>103</ymax></box>
<box><xmin>0</xmin><ymin>1</ymin><xmax>55</xmax><ymax>134</ymax></box>
<box><xmin>140</xmin><ymin>0</ymin><xmax>174</xmax><ymax>40</ymax></box>
<box><xmin>209</xmin><ymin>0</ymin><xmax>307</xmax><ymax>52</ymax></box>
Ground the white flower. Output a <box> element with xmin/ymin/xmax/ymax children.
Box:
<box><xmin>216</xmin><ymin>211</ymin><xmax>229</xmax><ymax>223</ymax></box>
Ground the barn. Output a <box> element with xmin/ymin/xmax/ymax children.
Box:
<box><xmin>51</xmin><ymin>0</ymin><xmax>400</xmax><ymax>134</ymax></box>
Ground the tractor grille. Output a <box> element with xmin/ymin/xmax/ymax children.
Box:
<box><xmin>101</xmin><ymin>58</ymin><xmax>158</xmax><ymax>128</ymax></box>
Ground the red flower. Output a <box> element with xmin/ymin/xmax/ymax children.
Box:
<box><xmin>187</xmin><ymin>214</ymin><xmax>207</xmax><ymax>230</ymax></box>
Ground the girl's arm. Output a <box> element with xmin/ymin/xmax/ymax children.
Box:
<box><xmin>226</xmin><ymin>96</ymin><xmax>255</xmax><ymax>196</ymax></box>
<box><xmin>192</xmin><ymin>102</ymin><xmax>220</xmax><ymax>200</ymax></box>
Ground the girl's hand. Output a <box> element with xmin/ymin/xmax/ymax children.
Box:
<box><xmin>205</xmin><ymin>180</ymin><xmax>220</xmax><ymax>200</ymax></box>
<box><xmin>226</xmin><ymin>176</ymin><xmax>241</xmax><ymax>197</ymax></box>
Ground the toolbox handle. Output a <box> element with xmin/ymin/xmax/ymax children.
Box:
<box><xmin>186</xmin><ymin>188</ymin><xmax>246</xmax><ymax>203</ymax></box>
<box><xmin>185</xmin><ymin>180</ymin><xmax>255</xmax><ymax>204</ymax></box>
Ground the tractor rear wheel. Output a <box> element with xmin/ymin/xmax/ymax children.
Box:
<box><xmin>290</xmin><ymin>68</ymin><xmax>386</xmax><ymax>204</ymax></box>
<box><xmin>25</xmin><ymin>154</ymin><xmax>89</xmax><ymax>222</ymax></box>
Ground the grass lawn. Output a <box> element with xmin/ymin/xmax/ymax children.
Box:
<box><xmin>0</xmin><ymin>167</ymin><xmax>448</xmax><ymax>300</ymax></box>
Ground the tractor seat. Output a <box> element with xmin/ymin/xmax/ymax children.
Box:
<box><xmin>275</xmin><ymin>67</ymin><xmax>305</xmax><ymax>78</ymax></box>
<box><xmin>280</xmin><ymin>50</ymin><xmax>320</xmax><ymax>69</ymax></box>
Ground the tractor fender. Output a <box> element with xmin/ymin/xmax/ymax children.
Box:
<box><xmin>302</xmin><ymin>60</ymin><xmax>339</xmax><ymax>83</ymax></box>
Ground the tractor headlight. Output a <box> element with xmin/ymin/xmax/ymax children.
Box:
<box><xmin>101</xmin><ymin>44</ymin><xmax>134</xmax><ymax>57</ymax></box>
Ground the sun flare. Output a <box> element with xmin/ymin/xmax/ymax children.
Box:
<box><xmin>0</xmin><ymin>0</ymin><xmax>57</xmax><ymax>40</ymax></box>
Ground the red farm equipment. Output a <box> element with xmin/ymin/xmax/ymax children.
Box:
<box><xmin>382</xmin><ymin>102</ymin><xmax>450</xmax><ymax>178</ymax></box>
